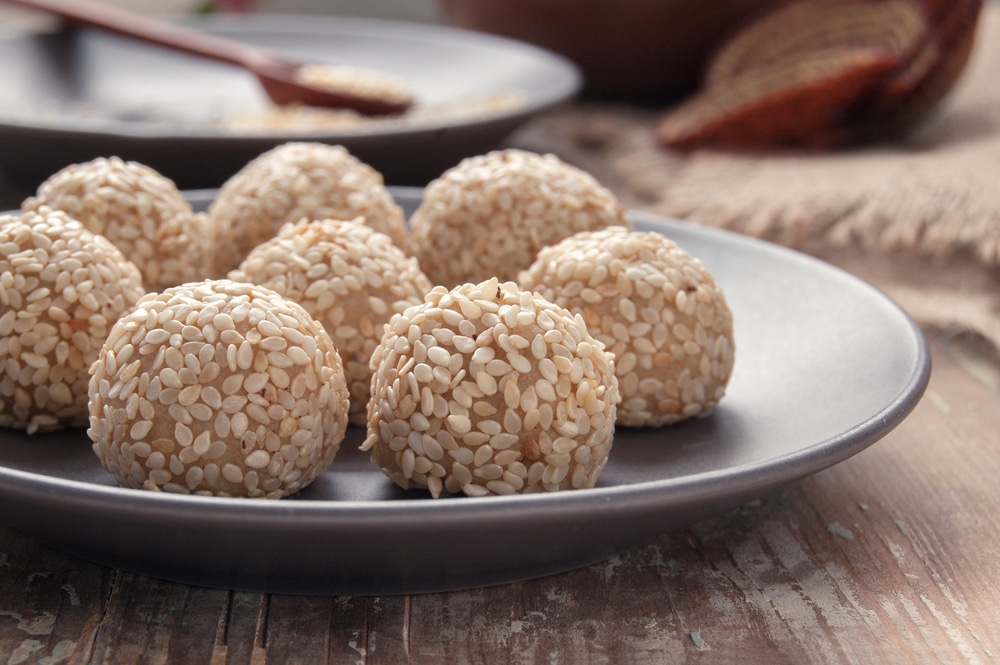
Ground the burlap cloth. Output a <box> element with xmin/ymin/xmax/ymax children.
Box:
<box><xmin>512</xmin><ymin>2</ymin><xmax>1000</xmax><ymax>354</ymax></box>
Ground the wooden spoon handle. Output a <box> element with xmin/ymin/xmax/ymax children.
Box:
<box><xmin>2</xmin><ymin>0</ymin><xmax>269</xmax><ymax>67</ymax></box>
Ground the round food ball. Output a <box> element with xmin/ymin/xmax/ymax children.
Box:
<box><xmin>0</xmin><ymin>207</ymin><xmax>146</xmax><ymax>433</ymax></box>
<box><xmin>409</xmin><ymin>149</ymin><xmax>631</xmax><ymax>288</ymax></box>
<box><xmin>228</xmin><ymin>217</ymin><xmax>431</xmax><ymax>425</ymax></box>
<box><xmin>87</xmin><ymin>279</ymin><xmax>351</xmax><ymax>499</ymax></box>
<box><xmin>22</xmin><ymin>156</ymin><xmax>209</xmax><ymax>292</ymax></box>
<box><xmin>363</xmin><ymin>277</ymin><xmax>620</xmax><ymax>498</ymax></box>
<box><xmin>519</xmin><ymin>227</ymin><xmax>735</xmax><ymax>427</ymax></box>
<box><xmin>206</xmin><ymin>142</ymin><xmax>410</xmax><ymax>276</ymax></box>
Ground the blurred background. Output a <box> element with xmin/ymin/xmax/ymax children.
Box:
<box><xmin>0</xmin><ymin>0</ymin><xmax>785</xmax><ymax>103</ymax></box>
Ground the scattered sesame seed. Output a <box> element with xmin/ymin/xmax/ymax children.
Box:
<box><xmin>295</xmin><ymin>63</ymin><xmax>415</xmax><ymax>109</ymax></box>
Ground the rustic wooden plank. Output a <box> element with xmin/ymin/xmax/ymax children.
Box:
<box><xmin>251</xmin><ymin>594</ymin><xmax>409</xmax><ymax>665</ymax></box>
<box><xmin>332</xmin><ymin>596</ymin><xmax>410</xmax><ymax>665</ymax></box>
<box><xmin>86</xmin><ymin>573</ymin><xmax>228</xmax><ymax>665</ymax></box>
<box><xmin>258</xmin><ymin>595</ymin><xmax>336</xmax><ymax>665</ymax></box>
<box><xmin>217</xmin><ymin>591</ymin><xmax>267</xmax><ymax>665</ymax></box>
<box><xmin>167</xmin><ymin>586</ymin><xmax>230</xmax><ymax>665</ymax></box>
<box><xmin>0</xmin><ymin>528</ymin><xmax>112</xmax><ymax>665</ymax></box>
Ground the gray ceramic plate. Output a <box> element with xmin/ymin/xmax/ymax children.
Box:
<box><xmin>0</xmin><ymin>15</ymin><xmax>580</xmax><ymax>189</ymax></box>
<box><xmin>0</xmin><ymin>188</ymin><xmax>930</xmax><ymax>595</ymax></box>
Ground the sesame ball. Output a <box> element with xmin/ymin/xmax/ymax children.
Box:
<box><xmin>409</xmin><ymin>149</ymin><xmax>631</xmax><ymax>288</ymax></box>
<box><xmin>519</xmin><ymin>227</ymin><xmax>735</xmax><ymax>427</ymax></box>
<box><xmin>22</xmin><ymin>156</ymin><xmax>209</xmax><ymax>292</ymax></box>
<box><xmin>206</xmin><ymin>142</ymin><xmax>410</xmax><ymax>276</ymax></box>
<box><xmin>228</xmin><ymin>217</ymin><xmax>431</xmax><ymax>425</ymax></box>
<box><xmin>0</xmin><ymin>208</ymin><xmax>146</xmax><ymax>433</ymax></box>
<box><xmin>87</xmin><ymin>279</ymin><xmax>351</xmax><ymax>499</ymax></box>
<box><xmin>363</xmin><ymin>278</ymin><xmax>620</xmax><ymax>498</ymax></box>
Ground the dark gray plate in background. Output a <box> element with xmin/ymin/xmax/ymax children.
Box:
<box><xmin>0</xmin><ymin>15</ymin><xmax>580</xmax><ymax>189</ymax></box>
<box><xmin>0</xmin><ymin>189</ymin><xmax>930</xmax><ymax>595</ymax></box>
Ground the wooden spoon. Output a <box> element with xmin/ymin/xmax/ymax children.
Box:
<box><xmin>2</xmin><ymin>0</ymin><xmax>414</xmax><ymax>115</ymax></box>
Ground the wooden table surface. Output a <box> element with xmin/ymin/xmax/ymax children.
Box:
<box><xmin>2</xmin><ymin>140</ymin><xmax>999</xmax><ymax>665</ymax></box>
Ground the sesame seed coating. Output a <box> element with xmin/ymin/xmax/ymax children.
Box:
<box><xmin>409</xmin><ymin>149</ymin><xmax>631</xmax><ymax>288</ymax></box>
<box><xmin>22</xmin><ymin>156</ymin><xmax>210</xmax><ymax>292</ymax></box>
<box><xmin>362</xmin><ymin>277</ymin><xmax>620</xmax><ymax>498</ymax></box>
<box><xmin>520</xmin><ymin>227</ymin><xmax>735</xmax><ymax>427</ymax></box>
<box><xmin>0</xmin><ymin>207</ymin><xmax>146</xmax><ymax>433</ymax></box>
<box><xmin>229</xmin><ymin>217</ymin><xmax>431</xmax><ymax>426</ymax></box>
<box><xmin>87</xmin><ymin>279</ymin><xmax>350</xmax><ymax>499</ymax></box>
<box><xmin>206</xmin><ymin>142</ymin><xmax>410</xmax><ymax>276</ymax></box>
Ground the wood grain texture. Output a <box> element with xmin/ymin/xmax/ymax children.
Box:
<box><xmin>1</xmin><ymin>332</ymin><xmax>997</xmax><ymax>665</ymax></box>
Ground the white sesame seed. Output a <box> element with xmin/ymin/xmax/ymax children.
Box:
<box><xmin>426</xmin><ymin>346</ymin><xmax>452</xmax><ymax>366</ymax></box>
<box><xmin>129</xmin><ymin>420</ymin><xmax>152</xmax><ymax>440</ymax></box>
<box><xmin>244</xmin><ymin>450</ymin><xmax>271</xmax><ymax>469</ymax></box>
<box><xmin>447</xmin><ymin>414</ymin><xmax>472</xmax><ymax>434</ymax></box>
